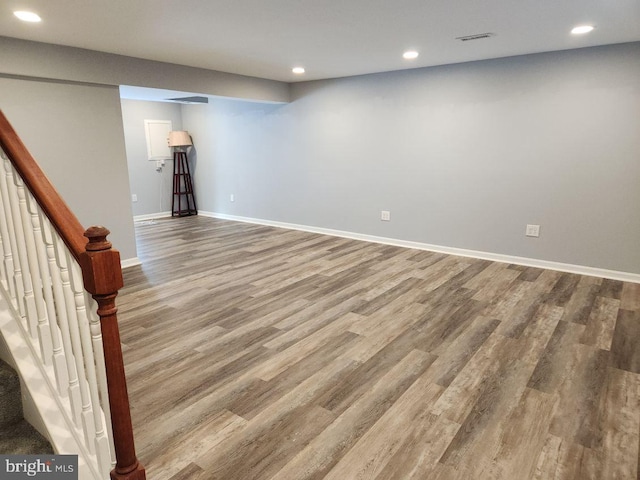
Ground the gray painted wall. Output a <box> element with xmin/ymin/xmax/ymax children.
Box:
<box><xmin>0</xmin><ymin>36</ymin><xmax>289</xmax><ymax>104</ymax></box>
<box><xmin>121</xmin><ymin>99</ymin><xmax>183</xmax><ymax>217</ymax></box>
<box><xmin>0</xmin><ymin>77</ymin><xmax>137</xmax><ymax>261</ymax></box>
<box><xmin>182</xmin><ymin>42</ymin><xmax>640</xmax><ymax>274</ymax></box>
<box><xmin>0</xmin><ymin>35</ymin><xmax>287</xmax><ymax>262</ymax></box>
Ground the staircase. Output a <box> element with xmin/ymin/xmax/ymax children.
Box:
<box><xmin>0</xmin><ymin>110</ymin><xmax>145</xmax><ymax>479</ymax></box>
<box><xmin>0</xmin><ymin>359</ymin><xmax>52</xmax><ymax>454</ymax></box>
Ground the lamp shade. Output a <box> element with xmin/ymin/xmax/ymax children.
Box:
<box><xmin>167</xmin><ymin>131</ymin><xmax>193</xmax><ymax>147</ymax></box>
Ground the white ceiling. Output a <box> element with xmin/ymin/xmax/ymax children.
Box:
<box><xmin>2</xmin><ymin>0</ymin><xmax>640</xmax><ymax>83</ymax></box>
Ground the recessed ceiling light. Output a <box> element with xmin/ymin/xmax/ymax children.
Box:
<box><xmin>403</xmin><ymin>51</ymin><xmax>419</xmax><ymax>60</ymax></box>
<box><xmin>571</xmin><ymin>25</ymin><xmax>594</xmax><ymax>34</ymax></box>
<box><xmin>292</xmin><ymin>67</ymin><xmax>305</xmax><ymax>74</ymax></box>
<box><xmin>14</xmin><ymin>11</ymin><xmax>41</xmax><ymax>22</ymax></box>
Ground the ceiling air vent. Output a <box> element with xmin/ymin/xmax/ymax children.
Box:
<box><xmin>166</xmin><ymin>96</ymin><xmax>209</xmax><ymax>104</ymax></box>
<box><xmin>456</xmin><ymin>33</ymin><xmax>496</xmax><ymax>42</ymax></box>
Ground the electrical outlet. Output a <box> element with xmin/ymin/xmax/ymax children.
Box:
<box><xmin>526</xmin><ymin>224</ymin><xmax>540</xmax><ymax>237</ymax></box>
<box><xmin>230</xmin><ymin>194</ymin><xmax>235</xmax><ymax>202</ymax></box>
<box><xmin>381</xmin><ymin>210</ymin><xmax>391</xmax><ymax>221</ymax></box>
<box><xmin>131</xmin><ymin>194</ymin><xmax>138</xmax><ymax>202</ymax></box>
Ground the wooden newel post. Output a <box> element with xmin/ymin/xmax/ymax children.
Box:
<box><xmin>80</xmin><ymin>226</ymin><xmax>146</xmax><ymax>480</ymax></box>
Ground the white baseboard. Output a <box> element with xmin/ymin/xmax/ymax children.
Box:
<box><xmin>133</xmin><ymin>211</ymin><xmax>172</xmax><ymax>222</ymax></box>
<box><xmin>121</xmin><ymin>257</ymin><xmax>142</xmax><ymax>269</ymax></box>
<box><xmin>199</xmin><ymin>211</ymin><xmax>640</xmax><ymax>284</ymax></box>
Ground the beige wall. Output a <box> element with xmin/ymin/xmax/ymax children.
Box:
<box><xmin>0</xmin><ymin>36</ymin><xmax>290</xmax><ymax>104</ymax></box>
<box><xmin>0</xmin><ymin>35</ymin><xmax>291</xmax><ymax>262</ymax></box>
<box><xmin>184</xmin><ymin>42</ymin><xmax>640</xmax><ymax>274</ymax></box>
<box><xmin>0</xmin><ymin>77</ymin><xmax>137</xmax><ymax>260</ymax></box>
<box><xmin>121</xmin><ymin>99</ymin><xmax>184</xmax><ymax>217</ymax></box>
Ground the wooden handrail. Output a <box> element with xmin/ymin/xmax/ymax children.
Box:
<box><xmin>0</xmin><ymin>110</ymin><xmax>145</xmax><ymax>480</ymax></box>
<box><xmin>0</xmin><ymin>111</ymin><xmax>86</xmax><ymax>260</ymax></box>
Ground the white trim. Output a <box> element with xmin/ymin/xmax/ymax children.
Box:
<box><xmin>200</xmin><ymin>211</ymin><xmax>640</xmax><ymax>284</ymax></box>
<box><xmin>121</xmin><ymin>257</ymin><xmax>142</xmax><ymax>269</ymax></box>
<box><xmin>133</xmin><ymin>211</ymin><xmax>172</xmax><ymax>222</ymax></box>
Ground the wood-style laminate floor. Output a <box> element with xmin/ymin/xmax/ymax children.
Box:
<box><xmin>119</xmin><ymin>216</ymin><xmax>640</xmax><ymax>480</ymax></box>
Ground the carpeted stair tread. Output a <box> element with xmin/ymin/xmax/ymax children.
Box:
<box><xmin>0</xmin><ymin>419</ymin><xmax>54</xmax><ymax>454</ymax></box>
<box><xmin>0</xmin><ymin>359</ymin><xmax>54</xmax><ymax>454</ymax></box>
<box><xmin>0</xmin><ymin>360</ymin><xmax>20</xmax><ymax>395</ymax></box>
<box><xmin>0</xmin><ymin>360</ymin><xmax>22</xmax><ymax>427</ymax></box>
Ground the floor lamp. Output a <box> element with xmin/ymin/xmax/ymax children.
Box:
<box><xmin>168</xmin><ymin>130</ymin><xmax>197</xmax><ymax>217</ymax></box>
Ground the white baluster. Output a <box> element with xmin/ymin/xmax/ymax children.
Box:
<box><xmin>0</xmin><ymin>231</ymin><xmax>5</xmax><ymax>290</ymax></box>
<box><xmin>16</xmin><ymin>183</ymin><xmax>53</xmax><ymax>363</ymax></box>
<box><xmin>69</xmin><ymin>259</ymin><xmax>111</xmax><ymax>475</ymax></box>
<box><xmin>0</xmin><ymin>234</ymin><xmax>5</xmax><ymax>291</ymax></box>
<box><xmin>5</xmin><ymin>163</ymin><xmax>36</xmax><ymax>334</ymax></box>
<box><xmin>0</xmin><ymin>158</ymin><xmax>24</xmax><ymax>314</ymax></box>
<box><xmin>85</xmin><ymin>294</ymin><xmax>116</xmax><ymax>466</ymax></box>
<box><xmin>34</xmin><ymin>206</ymin><xmax>70</xmax><ymax>395</ymax></box>
<box><xmin>56</xmin><ymin>235</ymin><xmax>94</xmax><ymax>447</ymax></box>
<box><xmin>0</xmin><ymin>170</ymin><xmax>6</xmax><ymax>290</ymax></box>
<box><xmin>45</xmin><ymin>225</ymin><xmax>78</xmax><ymax>407</ymax></box>
<box><xmin>0</xmin><ymin>150</ymin><xmax>16</xmax><ymax>298</ymax></box>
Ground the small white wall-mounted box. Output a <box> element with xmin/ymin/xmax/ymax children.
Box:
<box><xmin>526</xmin><ymin>224</ymin><xmax>540</xmax><ymax>237</ymax></box>
<box><xmin>144</xmin><ymin>119</ymin><xmax>173</xmax><ymax>161</ymax></box>
<box><xmin>381</xmin><ymin>211</ymin><xmax>391</xmax><ymax>221</ymax></box>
